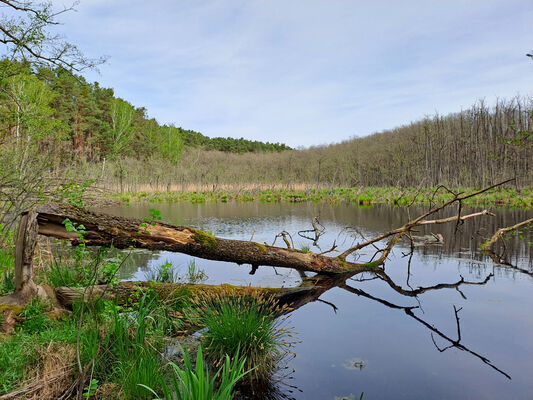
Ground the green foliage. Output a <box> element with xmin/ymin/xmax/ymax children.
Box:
<box><xmin>145</xmin><ymin>260</ymin><xmax>178</xmax><ymax>283</ymax></box>
<box><xmin>20</xmin><ymin>298</ymin><xmax>53</xmax><ymax>334</ymax></box>
<box><xmin>47</xmin><ymin>244</ymin><xmax>122</xmax><ymax>288</ymax></box>
<box><xmin>185</xmin><ymin>259</ymin><xmax>208</xmax><ymax>284</ymax></box>
<box><xmin>57</xmin><ymin>179</ymin><xmax>95</xmax><ymax>208</ymax></box>
<box><xmin>83</xmin><ymin>379</ymin><xmax>99</xmax><ymax>398</ymax></box>
<box><xmin>62</xmin><ymin>218</ymin><xmax>86</xmax><ymax>241</ymax></box>
<box><xmin>145</xmin><ymin>259</ymin><xmax>208</xmax><ymax>285</ymax></box>
<box><xmin>140</xmin><ymin>345</ymin><xmax>249</xmax><ymax>400</ymax></box>
<box><xmin>0</xmin><ymin>270</ymin><xmax>15</xmax><ymax>296</ymax></box>
<box><xmin>114</xmin><ymin>187</ymin><xmax>533</xmax><ymax>209</ymax></box>
<box><xmin>0</xmin><ymin>247</ymin><xmax>15</xmax><ymax>295</ymax></box>
<box><xmin>187</xmin><ymin>291</ymin><xmax>295</xmax><ymax>382</ymax></box>
<box><xmin>143</xmin><ymin>208</ymin><xmax>162</xmax><ymax>226</ymax></box>
<box><xmin>82</xmin><ymin>293</ymin><xmax>167</xmax><ymax>399</ymax></box>
<box><xmin>0</xmin><ymin>332</ymin><xmax>40</xmax><ymax>394</ymax></box>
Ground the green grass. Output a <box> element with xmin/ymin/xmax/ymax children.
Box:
<box><xmin>110</xmin><ymin>186</ymin><xmax>533</xmax><ymax>209</ymax></box>
<box><xmin>145</xmin><ymin>259</ymin><xmax>208</xmax><ymax>284</ymax></box>
<box><xmin>0</xmin><ymin>307</ymin><xmax>79</xmax><ymax>395</ymax></box>
<box><xmin>299</xmin><ymin>245</ymin><xmax>311</xmax><ymax>253</ymax></box>
<box><xmin>0</xmin><ymin>248</ymin><xmax>14</xmax><ymax>273</ymax></box>
<box><xmin>140</xmin><ymin>345</ymin><xmax>248</xmax><ymax>400</ymax></box>
<box><xmin>45</xmin><ymin>246</ymin><xmax>122</xmax><ymax>288</ymax></box>
<box><xmin>186</xmin><ymin>291</ymin><xmax>294</xmax><ymax>382</ymax></box>
<box><xmin>0</xmin><ymin>270</ymin><xmax>14</xmax><ymax>296</ymax></box>
<box><xmin>185</xmin><ymin>259</ymin><xmax>208</xmax><ymax>284</ymax></box>
<box><xmin>144</xmin><ymin>260</ymin><xmax>179</xmax><ymax>283</ymax></box>
<box><xmin>0</xmin><ymin>248</ymin><xmax>15</xmax><ymax>295</ymax></box>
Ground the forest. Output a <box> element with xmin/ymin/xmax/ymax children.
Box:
<box><xmin>1</xmin><ymin>56</ymin><xmax>531</xmax><ymax>195</ymax></box>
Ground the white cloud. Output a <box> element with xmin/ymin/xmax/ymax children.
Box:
<box><xmin>50</xmin><ymin>0</ymin><xmax>533</xmax><ymax>147</ymax></box>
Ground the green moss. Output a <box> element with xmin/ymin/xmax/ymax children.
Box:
<box><xmin>337</xmin><ymin>257</ymin><xmax>347</xmax><ymax>268</ymax></box>
<box><xmin>0</xmin><ymin>303</ymin><xmax>24</xmax><ymax>315</ymax></box>
<box><xmin>253</xmin><ymin>242</ymin><xmax>267</xmax><ymax>253</ymax></box>
<box><xmin>363</xmin><ymin>261</ymin><xmax>381</xmax><ymax>268</ymax></box>
<box><xmin>192</xmin><ymin>229</ymin><xmax>218</xmax><ymax>251</ymax></box>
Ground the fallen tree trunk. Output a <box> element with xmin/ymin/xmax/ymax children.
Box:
<box><xmin>54</xmin><ymin>280</ymin><xmax>320</xmax><ymax>308</ymax></box>
<box><xmin>481</xmin><ymin>217</ymin><xmax>533</xmax><ymax>253</ymax></box>
<box><xmin>34</xmin><ymin>203</ymin><xmax>370</xmax><ymax>274</ymax></box>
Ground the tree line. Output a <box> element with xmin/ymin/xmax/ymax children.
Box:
<box><xmin>0</xmin><ymin>63</ymin><xmax>531</xmax><ymax>193</ymax></box>
<box><xmin>88</xmin><ymin>96</ymin><xmax>532</xmax><ymax>192</ymax></box>
<box><xmin>0</xmin><ymin>59</ymin><xmax>290</xmax><ymax>166</ymax></box>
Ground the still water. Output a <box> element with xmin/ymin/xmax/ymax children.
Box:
<box><xmin>101</xmin><ymin>202</ymin><xmax>533</xmax><ymax>400</ymax></box>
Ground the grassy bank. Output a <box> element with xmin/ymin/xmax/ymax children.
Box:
<box><xmin>110</xmin><ymin>186</ymin><xmax>533</xmax><ymax>208</ymax></box>
<box><xmin>0</xmin><ymin>241</ymin><xmax>295</xmax><ymax>399</ymax></box>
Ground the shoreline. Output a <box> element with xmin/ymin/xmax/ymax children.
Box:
<box><xmin>104</xmin><ymin>186</ymin><xmax>533</xmax><ymax>209</ymax></box>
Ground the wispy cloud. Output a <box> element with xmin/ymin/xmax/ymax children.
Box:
<box><xmin>52</xmin><ymin>0</ymin><xmax>533</xmax><ymax>147</ymax></box>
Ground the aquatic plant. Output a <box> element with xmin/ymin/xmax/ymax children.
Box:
<box><xmin>185</xmin><ymin>259</ymin><xmax>208</xmax><ymax>284</ymax></box>
<box><xmin>187</xmin><ymin>290</ymin><xmax>296</xmax><ymax>382</ymax></box>
<box><xmin>140</xmin><ymin>345</ymin><xmax>249</xmax><ymax>400</ymax></box>
<box><xmin>145</xmin><ymin>260</ymin><xmax>179</xmax><ymax>283</ymax></box>
<box><xmin>110</xmin><ymin>186</ymin><xmax>533</xmax><ymax>209</ymax></box>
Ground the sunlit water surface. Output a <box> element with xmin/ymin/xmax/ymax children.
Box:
<box><xmin>100</xmin><ymin>202</ymin><xmax>533</xmax><ymax>400</ymax></box>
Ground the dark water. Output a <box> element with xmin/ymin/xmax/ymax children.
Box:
<box><xmin>101</xmin><ymin>202</ymin><xmax>533</xmax><ymax>400</ymax></box>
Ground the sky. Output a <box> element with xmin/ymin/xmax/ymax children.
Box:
<box><xmin>47</xmin><ymin>0</ymin><xmax>533</xmax><ymax>147</ymax></box>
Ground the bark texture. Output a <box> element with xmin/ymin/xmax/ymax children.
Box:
<box><xmin>34</xmin><ymin>203</ymin><xmax>370</xmax><ymax>275</ymax></box>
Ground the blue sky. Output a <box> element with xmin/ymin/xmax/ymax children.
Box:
<box><xmin>51</xmin><ymin>0</ymin><xmax>533</xmax><ymax>147</ymax></box>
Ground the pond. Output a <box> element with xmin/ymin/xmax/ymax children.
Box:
<box><xmin>101</xmin><ymin>202</ymin><xmax>533</xmax><ymax>400</ymax></box>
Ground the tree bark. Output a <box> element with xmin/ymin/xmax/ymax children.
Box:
<box><xmin>34</xmin><ymin>203</ymin><xmax>370</xmax><ymax>275</ymax></box>
<box><xmin>0</xmin><ymin>210</ymin><xmax>48</xmax><ymax>304</ymax></box>
<box><xmin>53</xmin><ymin>278</ymin><xmax>336</xmax><ymax>309</ymax></box>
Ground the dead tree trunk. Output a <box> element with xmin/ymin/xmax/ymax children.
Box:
<box><xmin>53</xmin><ymin>279</ymin><xmax>330</xmax><ymax>309</ymax></box>
<box><xmin>1</xmin><ymin>210</ymin><xmax>48</xmax><ymax>304</ymax></box>
<box><xmin>33</xmin><ymin>203</ymin><xmax>370</xmax><ymax>274</ymax></box>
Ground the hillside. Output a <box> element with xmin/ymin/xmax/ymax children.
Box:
<box><xmin>1</xmin><ymin>60</ymin><xmax>531</xmax><ymax>193</ymax></box>
<box><xmin>0</xmin><ymin>60</ymin><xmax>290</xmax><ymax>165</ymax></box>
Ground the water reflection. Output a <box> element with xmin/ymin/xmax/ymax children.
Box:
<box><xmin>98</xmin><ymin>202</ymin><xmax>533</xmax><ymax>399</ymax></box>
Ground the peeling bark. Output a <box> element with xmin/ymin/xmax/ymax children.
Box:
<box><xmin>33</xmin><ymin>203</ymin><xmax>370</xmax><ymax>275</ymax></box>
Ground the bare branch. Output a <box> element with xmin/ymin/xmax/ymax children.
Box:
<box><xmin>482</xmin><ymin>218</ymin><xmax>533</xmax><ymax>252</ymax></box>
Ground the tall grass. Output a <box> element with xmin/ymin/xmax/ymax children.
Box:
<box><xmin>145</xmin><ymin>259</ymin><xmax>208</xmax><ymax>284</ymax></box>
<box><xmin>185</xmin><ymin>259</ymin><xmax>208</xmax><ymax>284</ymax></box>
<box><xmin>141</xmin><ymin>345</ymin><xmax>248</xmax><ymax>400</ymax></box>
<box><xmin>0</xmin><ymin>270</ymin><xmax>14</xmax><ymax>296</ymax></box>
<box><xmin>112</xmin><ymin>186</ymin><xmax>533</xmax><ymax>209</ymax></box>
<box><xmin>0</xmin><ymin>248</ymin><xmax>14</xmax><ymax>272</ymax></box>
<box><xmin>0</xmin><ymin>248</ymin><xmax>14</xmax><ymax>295</ymax></box>
<box><xmin>144</xmin><ymin>260</ymin><xmax>179</xmax><ymax>283</ymax></box>
<box><xmin>71</xmin><ymin>292</ymin><xmax>167</xmax><ymax>399</ymax></box>
<box><xmin>98</xmin><ymin>294</ymin><xmax>165</xmax><ymax>399</ymax></box>
<box><xmin>186</xmin><ymin>290</ymin><xmax>295</xmax><ymax>382</ymax></box>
